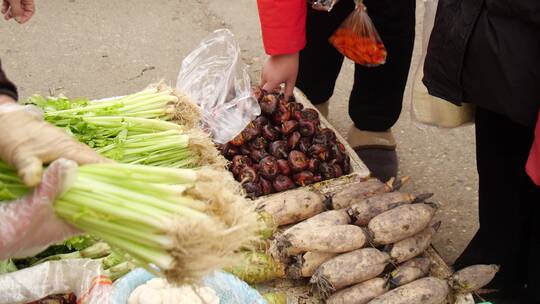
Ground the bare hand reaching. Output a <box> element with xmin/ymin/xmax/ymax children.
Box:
<box><xmin>1</xmin><ymin>0</ymin><xmax>35</xmax><ymax>24</ymax></box>
<box><xmin>261</xmin><ymin>53</ymin><xmax>299</xmax><ymax>100</ymax></box>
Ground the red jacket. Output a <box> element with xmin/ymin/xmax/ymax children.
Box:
<box><xmin>527</xmin><ymin>110</ymin><xmax>540</xmax><ymax>186</ymax></box>
<box><xmin>256</xmin><ymin>0</ymin><xmax>307</xmax><ymax>55</ymax></box>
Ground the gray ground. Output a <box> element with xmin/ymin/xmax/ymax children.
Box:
<box><xmin>0</xmin><ymin>0</ymin><xmax>478</xmax><ymax>263</ymax></box>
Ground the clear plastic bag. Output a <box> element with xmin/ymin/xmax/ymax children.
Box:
<box><xmin>410</xmin><ymin>0</ymin><xmax>474</xmax><ymax>128</ymax></box>
<box><xmin>329</xmin><ymin>0</ymin><xmax>386</xmax><ymax>66</ymax></box>
<box><xmin>0</xmin><ymin>259</ymin><xmax>113</xmax><ymax>304</ymax></box>
<box><xmin>308</xmin><ymin>0</ymin><xmax>340</xmax><ymax>12</ymax></box>
<box><xmin>177</xmin><ymin>29</ymin><xmax>261</xmax><ymax>144</ymax></box>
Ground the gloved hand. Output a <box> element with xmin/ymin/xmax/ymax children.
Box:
<box><xmin>0</xmin><ymin>99</ymin><xmax>108</xmax><ymax>187</ymax></box>
<box><xmin>0</xmin><ymin>158</ymin><xmax>80</xmax><ymax>259</ymax></box>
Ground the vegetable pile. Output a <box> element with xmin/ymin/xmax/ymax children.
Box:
<box><xmin>0</xmin><ymin>79</ymin><xmax>491</xmax><ymax>304</ymax></box>
<box><xmin>0</xmin><ymin>82</ymin><xmax>263</xmax><ymax>285</ymax></box>
<box><xmin>230</xmin><ymin>175</ymin><xmax>498</xmax><ymax>304</ymax></box>
<box><xmin>1</xmin><ymin>235</ymin><xmax>129</xmax><ymax>274</ymax></box>
<box><xmin>0</xmin><ymin>162</ymin><xmax>260</xmax><ymax>284</ymax></box>
<box><xmin>25</xmin><ymin>83</ymin><xmax>224</xmax><ymax>169</ymax></box>
<box><xmin>28</xmin><ymin>83</ymin><xmax>200</xmax><ymax>127</ymax></box>
<box><xmin>218</xmin><ymin>88</ymin><xmax>351</xmax><ymax>198</ymax></box>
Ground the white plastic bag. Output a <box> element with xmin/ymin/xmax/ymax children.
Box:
<box><xmin>411</xmin><ymin>0</ymin><xmax>474</xmax><ymax>128</ymax></box>
<box><xmin>112</xmin><ymin>268</ymin><xmax>267</xmax><ymax>304</ymax></box>
<box><xmin>309</xmin><ymin>0</ymin><xmax>340</xmax><ymax>12</ymax></box>
<box><xmin>0</xmin><ymin>259</ymin><xmax>113</xmax><ymax>304</ymax></box>
<box><xmin>177</xmin><ymin>29</ymin><xmax>261</xmax><ymax>144</ymax></box>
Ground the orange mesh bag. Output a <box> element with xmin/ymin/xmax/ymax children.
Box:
<box><xmin>329</xmin><ymin>0</ymin><xmax>386</xmax><ymax>66</ymax></box>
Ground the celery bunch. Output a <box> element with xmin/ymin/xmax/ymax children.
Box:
<box><xmin>26</xmin><ymin>83</ymin><xmax>200</xmax><ymax>127</ymax></box>
<box><xmin>24</xmin><ymin>85</ymin><xmax>224</xmax><ymax>169</ymax></box>
<box><xmin>0</xmin><ymin>162</ymin><xmax>28</xmax><ymax>200</ymax></box>
<box><xmin>0</xmin><ymin>162</ymin><xmax>260</xmax><ymax>283</ymax></box>
<box><xmin>1</xmin><ymin>241</ymin><xmax>135</xmax><ymax>281</ymax></box>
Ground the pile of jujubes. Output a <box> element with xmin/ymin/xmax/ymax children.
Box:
<box><xmin>218</xmin><ymin>88</ymin><xmax>351</xmax><ymax>198</ymax></box>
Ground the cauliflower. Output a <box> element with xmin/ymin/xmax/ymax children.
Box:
<box><xmin>128</xmin><ymin>278</ymin><xmax>219</xmax><ymax>304</ymax></box>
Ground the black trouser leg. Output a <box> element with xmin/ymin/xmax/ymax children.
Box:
<box><xmin>525</xmin><ymin>180</ymin><xmax>540</xmax><ymax>302</ymax></box>
<box><xmin>297</xmin><ymin>0</ymin><xmax>415</xmax><ymax>131</ymax></box>
<box><xmin>349</xmin><ymin>0</ymin><xmax>415</xmax><ymax>131</ymax></box>
<box><xmin>453</xmin><ymin>107</ymin><xmax>540</xmax><ymax>302</ymax></box>
<box><xmin>296</xmin><ymin>0</ymin><xmax>353</xmax><ymax>104</ymax></box>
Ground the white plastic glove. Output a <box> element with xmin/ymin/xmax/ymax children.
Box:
<box><xmin>0</xmin><ymin>158</ymin><xmax>80</xmax><ymax>259</ymax></box>
<box><xmin>0</xmin><ymin>100</ymin><xmax>108</xmax><ymax>187</ymax></box>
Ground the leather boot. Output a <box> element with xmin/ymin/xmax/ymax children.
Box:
<box><xmin>348</xmin><ymin>127</ymin><xmax>398</xmax><ymax>182</ymax></box>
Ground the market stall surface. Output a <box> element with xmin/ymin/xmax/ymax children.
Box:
<box><xmin>0</xmin><ymin>0</ymin><xmax>477</xmax><ymax>265</ymax></box>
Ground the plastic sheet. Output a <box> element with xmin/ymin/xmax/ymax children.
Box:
<box><xmin>0</xmin><ymin>259</ymin><xmax>113</xmax><ymax>304</ymax></box>
<box><xmin>203</xmin><ymin>271</ymin><xmax>267</xmax><ymax>304</ymax></box>
<box><xmin>0</xmin><ymin>263</ymin><xmax>267</xmax><ymax>304</ymax></box>
<box><xmin>0</xmin><ymin>159</ymin><xmax>80</xmax><ymax>260</ymax></box>
<box><xmin>112</xmin><ymin>268</ymin><xmax>266</xmax><ymax>304</ymax></box>
<box><xmin>177</xmin><ymin>29</ymin><xmax>261</xmax><ymax>144</ymax></box>
<box><xmin>111</xmin><ymin>268</ymin><xmax>154</xmax><ymax>304</ymax></box>
<box><xmin>410</xmin><ymin>0</ymin><xmax>474</xmax><ymax>128</ymax></box>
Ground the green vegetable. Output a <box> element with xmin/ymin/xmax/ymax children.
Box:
<box><xmin>57</xmin><ymin>164</ymin><xmax>259</xmax><ymax>283</ymax></box>
<box><xmin>101</xmin><ymin>248</ymin><xmax>130</xmax><ymax>270</ymax></box>
<box><xmin>33</xmin><ymin>114</ymin><xmax>219</xmax><ymax>169</ymax></box>
<box><xmin>81</xmin><ymin>118</ymin><xmax>219</xmax><ymax>168</ymax></box>
<box><xmin>3</xmin><ymin>238</ymin><xmax>132</xmax><ymax>281</ymax></box>
<box><xmin>226</xmin><ymin>252</ymin><xmax>285</xmax><ymax>284</ymax></box>
<box><xmin>262</xmin><ymin>292</ymin><xmax>288</xmax><ymax>304</ymax></box>
<box><xmin>0</xmin><ymin>259</ymin><xmax>17</xmax><ymax>274</ymax></box>
<box><xmin>12</xmin><ymin>235</ymin><xmax>98</xmax><ymax>269</ymax></box>
<box><xmin>0</xmin><ymin>162</ymin><xmax>28</xmax><ymax>200</ymax></box>
<box><xmin>257</xmin><ymin>211</ymin><xmax>277</xmax><ymax>240</ymax></box>
<box><xmin>31</xmin><ymin>242</ymin><xmax>111</xmax><ymax>266</ymax></box>
<box><xmin>63</xmin><ymin>235</ymin><xmax>99</xmax><ymax>251</ymax></box>
<box><xmin>24</xmin><ymin>85</ymin><xmax>223</xmax><ymax>169</ymax></box>
<box><xmin>25</xmin><ymin>84</ymin><xmax>200</xmax><ymax>127</ymax></box>
<box><xmin>0</xmin><ymin>163</ymin><xmax>259</xmax><ymax>283</ymax></box>
<box><xmin>105</xmin><ymin>261</ymin><xmax>136</xmax><ymax>281</ymax></box>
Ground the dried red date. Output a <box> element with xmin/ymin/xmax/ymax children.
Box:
<box><xmin>259</xmin><ymin>156</ymin><xmax>279</xmax><ymax>180</ymax></box>
<box><xmin>293</xmin><ymin>171</ymin><xmax>315</xmax><ymax>186</ymax></box>
<box><xmin>277</xmin><ymin>159</ymin><xmax>292</xmax><ymax>176</ymax></box>
<box><xmin>273</xmin><ymin>175</ymin><xmax>296</xmax><ymax>192</ymax></box>
<box><xmin>288</xmin><ymin>150</ymin><xmax>309</xmax><ymax>172</ymax></box>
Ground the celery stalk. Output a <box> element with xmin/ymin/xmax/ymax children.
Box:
<box><xmin>0</xmin><ymin>162</ymin><xmax>260</xmax><ymax>284</ymax></box>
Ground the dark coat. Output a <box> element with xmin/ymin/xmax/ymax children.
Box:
<box><xmin>423</xmin><ymin>0</ymin><xmax>540</xmax><ymax>127</ymax></box>
<box><xmin>0</xmin><ymin>59</ymin><xmax>18</xmax><ymax>100</ymax></box>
